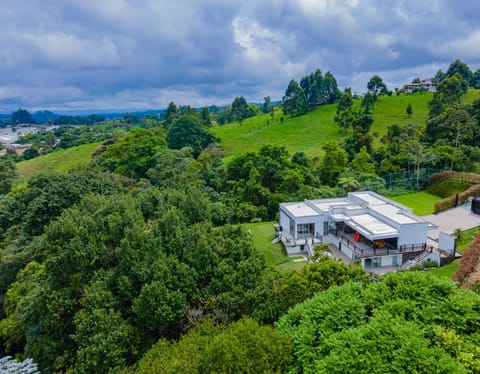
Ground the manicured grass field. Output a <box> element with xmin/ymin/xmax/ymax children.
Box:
<box><xmin>390</xmin><ymin>191</ymin><xmax>441</xmax><ymax>216</ymax></box>
<box><xmin>16</xmin><ymin>142</ymin><xmax>102</xmax><ymax>182</ymax></box>
<box><xmin>241</xmin><ymin>221</ymin><xmax>305</xmax><ymax>272</ymax></box>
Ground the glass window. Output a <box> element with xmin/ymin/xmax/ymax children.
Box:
<box><xmin>289</xmin><ymin>219</ymin><xmax>294</xmax><ymax>234</ymax></box>
<box><xmin>297</xmin><ymin>223</ymin><xmax>314</xmax><ymax>239</ymax></box>
<box><xmin>323</xmin><ymin>221</ymin><xmax>329</xmax><ymax>236</ymax></box>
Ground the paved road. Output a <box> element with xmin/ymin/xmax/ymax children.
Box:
<box><xmin>424</xmin><ymin>202</ymin><xmax>480</xmax><ymax>239</ymax></box>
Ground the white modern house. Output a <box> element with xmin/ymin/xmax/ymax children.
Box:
<box><xmin>278</xmin><ymin>191</ymin><xmax>440</xmax><ymax>269</ymax></box>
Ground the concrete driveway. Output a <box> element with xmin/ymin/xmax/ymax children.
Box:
<box><xmin>424</xmin><ymin>202</ymin><xmax>480</xmax><ymax>239</ymax></box>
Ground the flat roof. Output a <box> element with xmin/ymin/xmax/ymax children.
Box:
<box><xmin>311</xmin><ymin>199</ymin><xmax>349</xmax><ymax>213</ymax></box>
<box><xmin>369</xmin><ymin>204</ymin><xmax>420</xmax><ymax>224</ymax></box>
<box><xmin>353</xmin><ymin>192</ymin><xmax>386</xmax><ymax>206</ymax></box>
<box><xmin>281</xmin><ymin>191</ymin><xmax>426</xmax><ymax>227</ymax></box>
<box><xmin>349</xmin><ymin>213</ymin><xmax>399</xmax><ymax>238</ymax></box>
<box><xmin>282</xmin><ymin>202</ymin><xmax>318</xmax><ymax>217</ymax></box>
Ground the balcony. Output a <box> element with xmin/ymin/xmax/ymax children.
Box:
<box><xmin>331</xmin><ymin>228</ymin><xmax>426</xmax><ymax>258</ymax></box>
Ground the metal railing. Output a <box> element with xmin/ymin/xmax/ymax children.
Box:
<box><xmin>334</xmin><ymin>230</ymin><xmax>426</xmax><ymax>258</ymax></box>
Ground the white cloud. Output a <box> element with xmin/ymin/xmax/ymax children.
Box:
<box><xmin>0</xmin><ymin>0</ymin><xmax>479</xmax><ymax>111</ymax></box>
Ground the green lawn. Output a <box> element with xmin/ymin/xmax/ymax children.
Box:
<box><xmin>427</xmin><ymin>259</ymin><xmax>460</xmax><ymax>279</ymax></box>
<box><xmin>241</xmin><ymin>221</ymin><xmax>305</xmax><ymax>272</ymax></box>
<box><xmin>15</xmin><ymin>142</ymin><xmax>102</xmax><ymax>183</ymax></box>
<box><xmin>390</xmin><ymin>191</ymin><xmax>441</xmax><ymax>216</ymax></box>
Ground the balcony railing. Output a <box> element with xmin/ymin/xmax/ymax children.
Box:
<box><xmin>280</xmin><ymin>232</ymin><xmax>323</xmax><ymax>247</ymax></box>
<box><xmin>332</xmin><ymin>229</ymin><xmax>426</xmax><ymax>258</ymax></box>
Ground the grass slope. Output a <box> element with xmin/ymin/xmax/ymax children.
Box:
<box><xmin>213</xmin><ymin>89</ymin><xmax>480</xmax><ymax>160</ymax></box>
<box><xmin>242</xmin><ymin>221</ymin><xmax>305</xmax><ymax>272</ymax></box>
<box><xmin>370</xmin><ymin>93</ymin><xmax>432</xmax><ymax>146</ymax></box>
<box><xmin>213</xmin><ymin>105</ymin><xmax>342</xmax><ymax>160</ymax></box>
<box><xmin>16</xmin><ymin>142</ymin><xmax>102</xmax><ymax>182</ymax></box>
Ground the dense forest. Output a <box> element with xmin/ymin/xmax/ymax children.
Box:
<box><xmin>1</xmin><ymin>59</ymin><xmax>480</xmax><ymax>372</ymax></box>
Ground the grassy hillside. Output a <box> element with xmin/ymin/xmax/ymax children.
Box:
<box><xmin>370</xmin><ymin>93</ymin><xmax>432</xmax><ymax>146</ymax></box>
<box><xmin>16</xmin><ymin>142</ymin><xmax>102</xmax><ymax>182</ymax></box>
<box><xmin>212</xmin><ymin>94</ymin><xmax>433</xmax><ymax>160</ymax></box>
<box><xmin>213</xmin><ymin>104</ymin><xmax>341</xmax><ymax>160</ymax></box>
<box><xmin>213</xmin><ymin>89</ymin><xmax>480</xmax><ymax>160</ymax></box>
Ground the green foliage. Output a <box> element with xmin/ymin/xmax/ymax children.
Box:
<box><xmin>406</xmin><ymin>102</ymin><xmax>413</xmax><ymax>116</ymax></box>
<box><xmin>136</xmin><ymin>318</ymin><xmax>293</xmax><ymax>374</ymax></box>
<box><xmin>225</xmin><ymin>145</ymin><xmax>321</xmax><ymax>220</ymax></box>
<box><xmin>367</xmin><ymin>74</ymin><xmax>388</xmax><ymax>98</ymax></box>
<box><xmin>318</xmin><ymin>141</ymin><xmax>347</xmax><ymax>186</ymax></box>
<box><xmin>100</xmin><ymin>127</ymin><xmax>166</xmax><ymax>178</ymax></box>
<box><xmin>429</xmin><ymin>74</ymin><xmax>465</xmax><ymax>117</ymax></box>
<box><xmin>166</xmin><ymin>114</ymin><xmax>218</xmax><ymax>158</ymax></box>
<box><xmin>11</xmin><ymin>190</ymin><xmax>275</xmax><ymax>371</ymax></box>
<box><xmin>0</xmin><ymin>171</ymin><xmax>122</xmax><ymax>238</ymax></box>
<box><xmin>231</xmin><ymin>96</ymin><xmax>257</xmax><ymax>123</ymax></box>
<box><xmin>0</xmin><ymin>261</ymin><xmax>44</xmax><ymax>354</ymax></box>
<box><xmin>278</xmin><ymin>271</ymin><xmax>480</xmax><ymax>373</ymax></box>
<box><xmin>447</xmin><ymin>59</ymin><xmax>472</xmax><ymax>92</ymax></box>
<box><xmin>282</xmin><ymin>79</ymin><xmax>308</xmax><ymax>116</ymax></box>
<box><xmin>253</xmin><ymin>257</ymin><xmax>368</xmax><ymax>324</ymax></box>
<box><xmin>334</xmin><ymin>89</ymin><xmax>355</xmax><ymax>133</ymax></box>
<box><xmin>425</xmin><ymin>179</ymin><xmax>472</xmax><ymax>198</ymax></box>
<box><xmin>0</xmin><ymin>157</ymin><xmax>16</xmax><ymax>194</ymax></box>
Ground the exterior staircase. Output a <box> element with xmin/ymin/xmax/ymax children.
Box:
<box><xmin>399</xmin><ymin>250</ymin><xmax>431</xmax><ymax>270</ymax></box>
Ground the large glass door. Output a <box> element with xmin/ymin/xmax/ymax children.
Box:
<box><xmin>297</xmin><ymin>223</ymin><xmax>314</xmax><ymax>239</ymax></box>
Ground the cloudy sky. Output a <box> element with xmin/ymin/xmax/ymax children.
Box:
<box><xmin>1</xmin><ymin>0</ymin><xmax>479</xmax><ymax>113</ymax></box>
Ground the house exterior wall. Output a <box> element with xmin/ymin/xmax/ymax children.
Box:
<box><xmin>279</xmin><ymin>207</ymin><xmax>324</xmax><ymax>240</ymax></box>
<box><xmin>398</xmin><ymin>223</ymin><xmax>429</xmax><ymax>246</ymax></box>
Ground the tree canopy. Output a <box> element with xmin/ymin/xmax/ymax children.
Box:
<box><xmin>278</xmin><ymin>271</ymin><xmax>480</xmax><ymax>373</ymax></box>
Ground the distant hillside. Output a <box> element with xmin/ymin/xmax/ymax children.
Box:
<box><xmin>213</xmin><ymin>89</ymin><xmax>480</xmax><ymax>160</ymax></box>
<box><xmin>15</xmin><ymin>142</ymin><xmax>102</xmax><ymax>183</ymax></box>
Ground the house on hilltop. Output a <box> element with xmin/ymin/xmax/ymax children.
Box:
<box><xmin>278</xmin><ymin>191</ymin><xmax>445</xmax><ymax>270</ymax></box>
<box><xmin>404</xmin><ymin>78</ymin><xmax>436</xmax><ymax>94</ymax></box>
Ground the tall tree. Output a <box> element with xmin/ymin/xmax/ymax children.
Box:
<box><xmin>367</xmin><ymin>74</ymin><xmax>387</xmax><ymax>99</ymax></box>
<box><xmin>282</xmin><ymin>79</ymin><xmax>308</xmax><ymax>116</ymax></box>
<box><xmin>165</xmin><ymin>102</ymin><xmax>179</xmax><ymax>125</ymax></box>
<box><xmin>318</xmin><ymin>142</ymin><xmax>348</xmax><ymax>186</ymax></box>
<box><xmin>323</xmin><ymin>71</ymin><xmax>341</xmax><ymax>104</ymax></box>
<box><xmin>446</xmin><ymin>59</ymin><xmax>472</xmax><ymax>92</ymax></box>
<box><xmin>262</xmin><ymin>96</ymin><xmax>272</xmax><ymax>114</ymax></box>
<box><xmin>231</xmin><ymin>96</ymin><xmax>249</xmax><ymax>124</ymax></box>
<box><xmin>335</xmin><ymin>89</ymin><xmax>354</xmax><ymax>133</ymax></box>
<box><xmin>199</xmin><ymin>106</ymin><xmax>212</xmax><ymax>127</ymax></box>
<box><xmin>428</xmin><ymin>74</ymin><xmax>464</xmax><ymax>117</ymax></box>
<box><xmin>0</xmin><ymin>157</ymin><xmax>16</xmax><ymax>194</ymax></box>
